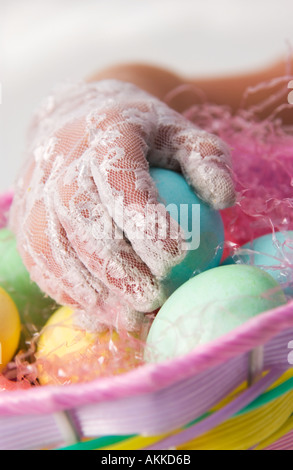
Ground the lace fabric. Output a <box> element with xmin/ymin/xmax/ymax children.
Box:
<box><xmin>10</xmin><ymin>79</ymin><xmax>235</xmax><ymax>331</ymax></box>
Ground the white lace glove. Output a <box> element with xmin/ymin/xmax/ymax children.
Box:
<box><xmin>10</xmin><ymin>79</ymin><xmax>235</xmax><ymax>331</ymax></box>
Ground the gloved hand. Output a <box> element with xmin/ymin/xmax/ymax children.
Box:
<box><xmin>10</xmin><ymin>79</ymin><xmax>235</xmax><ymax>331</ymax></box>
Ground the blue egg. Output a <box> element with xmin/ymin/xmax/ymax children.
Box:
<box><xmin>222</xmin><ymin>231</ymin><xmax>293</xmax><ymax>296</ymax></box>
<box><xmin>150</xmin><ymin>167</ymin><xmax>224</xmax><ymax>295</ymax></box>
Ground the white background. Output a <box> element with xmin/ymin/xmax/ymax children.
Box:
<box><xmin>1</xmin><ymin>0</ymin><xmax>293</xmax><ymax>193</ymax></box>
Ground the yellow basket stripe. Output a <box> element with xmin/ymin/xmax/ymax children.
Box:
<box><xmin>100</xmin><ymin>391</ymin><xmax>293</xmax><ymax>451</ymax></box>
<box><xmin>177</xmin><ymin>391</ymin><xmax>293</xmax><ymax>450</ymax></box>
<box><xmin>254</xmin><ymin>414</ymin><xmax>293</xmax><ymax>450</ymax></box>
<box><xmin>83</xmin><ymin>370</ymin><xmax>293</xmax><ymax>451</ymax></box>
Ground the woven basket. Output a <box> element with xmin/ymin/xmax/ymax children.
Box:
<box><xmin>0</xmin><ymin>173</ymin><xmax>293</xmax><ymax>450</ymax></box>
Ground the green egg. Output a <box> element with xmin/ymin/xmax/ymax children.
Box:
<box><xmin>0</xmin><ymin>228</ymin><xmax>57</xmax><ymax>327</ymax></box>
<box><xmin>145</xmin><ymin>264</ymin><xmax>287</xmax><ymax>363</ymax></box>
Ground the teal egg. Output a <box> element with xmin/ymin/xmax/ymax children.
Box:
<box><xmin>150</xmin><ymin>167</ymin><xmax>224</xmax><ymax>295</ymax></box>
<box><xmin>145</xmin><ymin>264</ymin><xmax>286</xmax><ymax>363</ymax></box>
<box><xmin>222</xmin><ymin>231</ymin><xmax>293</xmax><ymax>296</ymax></box>
<box><xmin>0</xmin><ymin>228</ymin><xmax>57</xmax><ymax>327</ymax></box>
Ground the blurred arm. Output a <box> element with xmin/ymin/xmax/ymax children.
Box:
<box><xmin>89</xmin><ymin>58</ymin><xmax>293</xmax><ymax>123</ymax></box>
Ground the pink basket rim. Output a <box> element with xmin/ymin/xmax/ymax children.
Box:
<box><xmin>0</xmin><ymin>190</ymin><xmax>293</xmax><ymax>416</ymax></box>
<box><xmin>0</xmin><ymin>296</ymin><xmax>292</xmax><ymax>416</ymax></box>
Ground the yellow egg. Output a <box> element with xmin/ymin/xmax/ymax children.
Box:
<box><xmin>0</xmin><ymin>286</ymin><xmax>21</xmax><ymax>371</ymax></box>
<box><xmin>37</xmin><ymin>306</ymin><xmax>98</xmax><ymax>358</ymax></box>
<box><xmin>36</xmin><ymin>306</ymin><xmax>100</xmax><ymax>384</ymax></box>
<box><xmin>36</xmin><ymin>306</ymin><xmax>144</xmax><ymax>385</ymax></box>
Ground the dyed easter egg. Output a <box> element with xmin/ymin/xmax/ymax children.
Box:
<box><xmin>150</xmin><ymin>168</ymin><xmax>224</xmax><ymax>295</ymax></box>
<box><xmin>222</xmin><ymin>231</ymin><xmax>293</xmax><ymax>295</ymax></box>
<box><xmin>145</xmin><ymin>265</ymin><xmax>286</xmax><ymax>363</ymax></box>
<box><xmin>36</xmin><ymin>306</ymin><xmax>99</xmax><ymax>384</ymax></box>
<box><xmin>0</xmin><ymin>286</ymin><xmax>21</xmax><ymax>371</ymax></box>
<box><xmin>0</xmin><ymin>228</ymin><xmax>57</xmax><ymax>327</ymax></box>
<box><xmin>37</xmin><ymin>306</ymin><xmax>98</xmax><ymax>357</ymax></box>
<box><xmin>36</xmin><ymin>306</ymin><xmax>142</xmax><ymax>385</ymax></box>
